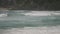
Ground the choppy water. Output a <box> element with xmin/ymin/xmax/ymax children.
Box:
<box><xmin>0</xmin><ymin>10</ymin><xmax>60</xmax><ymax>34</ymax></box>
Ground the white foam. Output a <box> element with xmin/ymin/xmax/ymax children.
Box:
<box><xmin>0</xmin><ymin>14</ymin><xmax>7</xmax><ymax>17</ymax></box>
<box><xmin>51</xmin><ymin>12</ymin><xmax>60</xmax><ymax>15</ymax></box>
<box><xmin>24</xmin><ymin>11</ymin><xmax>51</xmax><ymax>16</ymax></box>
<box><xmin>1</xmin><ymin>26</ymin><xmax>60</xmax><ymax>34</ymax></box>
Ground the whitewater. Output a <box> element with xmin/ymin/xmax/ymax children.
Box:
<box><xmin>0</xmin><ymin>10</ymin><xmax>60</xmax><ymax>34</ymax></box>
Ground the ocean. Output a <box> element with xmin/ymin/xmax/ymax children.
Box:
<box><xmin>0</xmin><ymin>10</ymin><xmax>60</xmax><ymax>34</ymax></box>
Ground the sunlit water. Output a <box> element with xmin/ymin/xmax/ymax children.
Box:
<box><xmin>0</xmin><ymin>10</ymin><xmax>60</xmax><ymax>34</ymax></box>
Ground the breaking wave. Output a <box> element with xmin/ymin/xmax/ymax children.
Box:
<box><xmin>0</xmin><ymin>14</ymin><xmax>8</xmax><ymax>17</ymax></box>
<box><xmin>23</xmin><ymin>11</ymin><xmax>52</xmax><ymax>16</ymax></box>
<box><xmin>0</xmin><ymin>11</ymin><xmax>60</xmax><ymax>34</ymax></box>
<box><xmin>1</xmin><ymin>26</ymin><xmax>60</xmax><ymax>34</ymax></box>
<box><xmin>0</xmin><ymin>11</ymin><xmax>60</xmax><ymax>28</ymax></box>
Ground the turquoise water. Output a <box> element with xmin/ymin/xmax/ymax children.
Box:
<box><xmin>0</xmin><ymin>11</ymin><xmax>60</xmax><ymax>29</ymax></box>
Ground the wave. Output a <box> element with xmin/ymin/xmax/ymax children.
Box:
<box><xmin>23</xmin><ymin>11</ymin><xmax>51</xmax><ymax>16</ymax></box>
<box><xmin>51</xmin><ymin>12</ymin><xmax>60</xmax><ymax>16</ymax></box>
<box><xmin>1</xmin><ymin>26</ymin><xmax>60</xmax><ymax>34</ymax></box>
<box><xmin>0</xmin><ymin>13</ymin><xmax>8</xmax><ymax>17</ymax></box>
<box><xmin>1</xmin><ymin>11</ymin><xmax>60</xmax><ymax>17</ymax></box>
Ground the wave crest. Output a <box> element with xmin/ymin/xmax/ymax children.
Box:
<box><xmin>23</xmin><ymin>11</ymin><xmax>51</xmax><ymax>16</ymax></box>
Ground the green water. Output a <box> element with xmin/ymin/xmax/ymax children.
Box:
<box><xmin>0</xmin><ymin>11</ymin><xmax>60</xmax><ymax>29</ymax></box>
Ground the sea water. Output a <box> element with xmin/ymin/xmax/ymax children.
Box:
<box><xmin>0</xmin><ymin>10</ymin><xmax>60</xmax><ymax>34</ymax></box>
